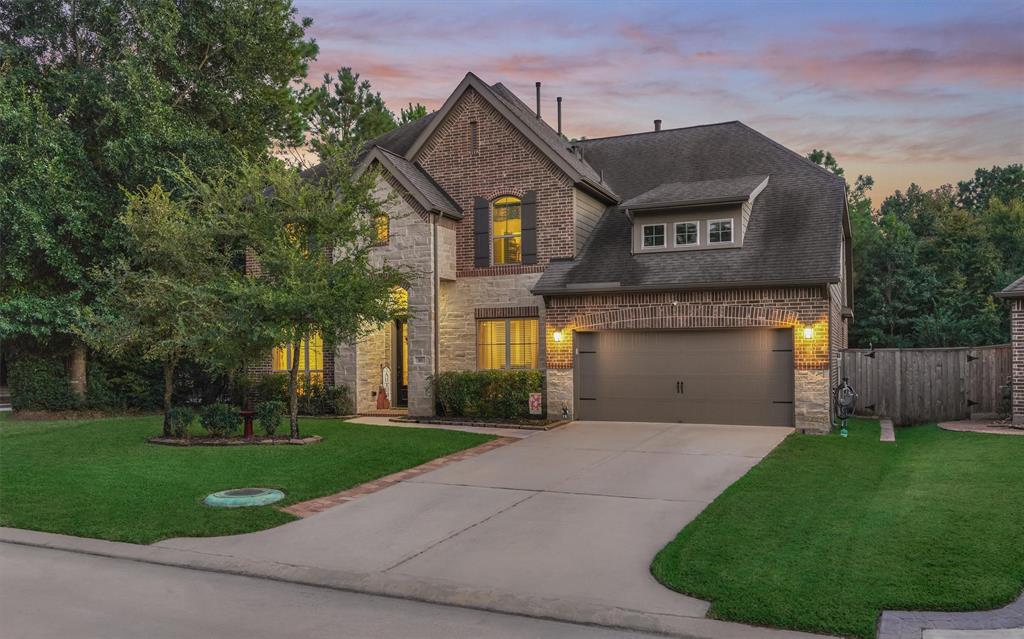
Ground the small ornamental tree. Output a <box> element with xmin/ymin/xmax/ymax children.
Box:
<box><xmin>209</xmin><ymin>146</ymin><xmax>408</xmax><ymax>438</ymax></box>
<box><xmin>84</xmin><ymin>183</ymin><xmax>228</xmax><ymax>435</ymax></box>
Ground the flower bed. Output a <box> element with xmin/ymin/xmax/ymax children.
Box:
<box><xmin>147</xmin><ymin>435</ymin><xmax>322</xmax><ymax>446</ymax></box>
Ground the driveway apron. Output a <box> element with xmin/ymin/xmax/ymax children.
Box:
<box><xmin>157</xmin><ymin>420</ymin><xmax>790</xmax><ymax>619</ymax></box>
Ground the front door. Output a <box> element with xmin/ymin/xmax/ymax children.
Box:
<box><xmin>395</xmin><ymin>319</ymin><xmax>409</xmax><ymax>407</ymax></box>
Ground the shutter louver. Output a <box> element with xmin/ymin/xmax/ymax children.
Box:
<box><xmin>521</xmin><ymin>191</ymin><xmax>538</xmax><ymax>265</ymax></box>
<box><xmin>473</xmin><ymin>197</ymin><xmax>490</xmax><ymax>267</ymax></box>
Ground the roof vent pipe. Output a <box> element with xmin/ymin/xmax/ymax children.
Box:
<box><xmin>556</xmin><ymin>96</ymin><xmax>563</xmax><ymax>136</ymax></box>
<box><xmin>535</xmin><ymin>82</ymin><xmax>541</xmax><ymax>119</ymax></box>
<box><xmin>654</xmin><ymin>119</ymin><xmax>662</xmax><ymax>132</ymax></box>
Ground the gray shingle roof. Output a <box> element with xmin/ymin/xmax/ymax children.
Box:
<box><xmin>534</xmin><ymin>122</ymin><xmax>847</xmax><ymax>294</ymax></box>
<box><xmin>622</xmin><ymin>175</ymin><xmax>769</xmax><ymax>210</ymax></box>
<box><xmin>374</xmin><ymin>147</ymin><xmax>461</xmax><ymax>218</ymax></box>
<box><xmin>996</xmin><ymin>275</ymin><xmax>1024</xmax><ymax>298</ymax></box>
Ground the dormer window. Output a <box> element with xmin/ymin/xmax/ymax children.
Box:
<box><xmin>675</xmin><ymin>221</ymin><xmax>699</xmax><ymax>246</ymax></box>
<box><xmin>709</xmin><ymin>219</ymin><xmax>733</xmax><ymax>244</ymax></box>
<box><xmin>492</xmin><ymin>196</ymin><xmax>522</xmax><ymax>264</ymax></box>
<box><xmin>642</xmin><ymin>223</ymin><xmax>666</xmax><ymax>248</ymax></box>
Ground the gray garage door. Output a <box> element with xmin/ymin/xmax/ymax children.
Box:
<box><xmin>575</xmin><ymin>329</ymin><xmax>794</xmax><ymax>426</ymax></box>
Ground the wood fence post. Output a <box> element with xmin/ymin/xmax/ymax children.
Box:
<box><xmin>894</xmin><ymin>349</ymin><xmax>902</xmax><ymax>426</ymax></box>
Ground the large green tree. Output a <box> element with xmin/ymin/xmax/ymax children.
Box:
<box><xmin>201</xmin><ymin>147</ymin><xmax>409</xmax><ymax>438</ymax></box>
<box><xmin>0</xmin><ymin>0</ymin><xmax>317</xmax><ymax>394</ymax></box>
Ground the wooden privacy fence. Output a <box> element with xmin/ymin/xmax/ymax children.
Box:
<box><xmin>839</xmin><ymin>344</ymin><xmax>1011</xmax><ymax>425</ymax></box>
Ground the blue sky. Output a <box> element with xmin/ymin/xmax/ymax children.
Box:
<box><xmin>294</xmin><ymin>0</ymin><xmax>1024</xmax><ymax>201</ymax></box>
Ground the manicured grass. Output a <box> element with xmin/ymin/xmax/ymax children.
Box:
<box><xmin>0</xmin><ymin>414</ymin><xmax>493</xmax><ymax>544</ymax></box>
<box><xmin>651</xmin><ymin>419</ymin><xmax>1024</xmax><ymax>639</ymax></box>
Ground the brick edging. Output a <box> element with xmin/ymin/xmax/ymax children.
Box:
<box><xmin>281</xmin><ymin>437</ymin><xmax>516</xmax><ymax>517</ymax></box>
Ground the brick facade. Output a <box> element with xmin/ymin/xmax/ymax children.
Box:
<box><xmin>1012</xmin><ymin>299</ymin><xmax>1023</xmax><ymax>425</ymax></box>
<box><xmin>416</xmin><ymin>88</ymin><xmax>577</xmax><ymax>272</ymax></box>
<box><xmin>542</xmin><ymin>287</ymin><xmax>835</xmax><ymax>431</ymax></box>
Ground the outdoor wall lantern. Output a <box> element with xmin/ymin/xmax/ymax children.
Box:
<box><xmin>552</xmin><ymin>330</ymin><xmax>564</xmax><ymax>342</ymax></box>
<box><xmin>802</xmin><ymin>326</ymin><xmax>815</xmax><ymax>340</ymax></box>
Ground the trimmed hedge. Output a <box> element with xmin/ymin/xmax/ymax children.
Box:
<box><xmin>200</xmin><ymin>403</ymin><xmax>239</xmax><ymax>437</ymax></box>
<box><xmin>432</xmin><ymin>370</ymin><xmax>544</xmax><ymax>419</ymax></box>
<box><xmin>8</xmin><ymin>355</ymin><xmax>78</xmax><ymax>411</ymax></box>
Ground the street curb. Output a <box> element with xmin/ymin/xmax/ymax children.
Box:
<box><xmin>1</xmin><ymin>527</ymin><xmax>828</xmax><ymax>639</ymax></box>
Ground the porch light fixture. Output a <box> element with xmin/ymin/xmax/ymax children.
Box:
<box><xmin>552</xmin><ymin>330</ymin><xmax>564</xmax><ymax>342</ymax></box>
<box><xmin>802</xmin><ymin>326</ymin><xmax>815</xmax><ymax>340</ymax></box>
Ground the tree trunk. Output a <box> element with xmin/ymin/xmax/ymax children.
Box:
<box><xmin>289</xmin><ymin>340</ymin><xmax>300</xmax><ymax>439</ymax></box>
<box><xmin>69</xmin><ymin>342</ymin><xmax>87</xmax><ymax>402</ymax></box>
<box><xmin>162</xmin><ymin>360</ymin><xmax>176</xmax><ymax>437</ymax></box>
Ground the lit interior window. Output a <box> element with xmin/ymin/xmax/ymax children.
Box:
<box><xmin>477</xmin><ymin>318</ymin><xmax>538</xmax><ymax>369</ymax></box>
<box><xmin>492</xmin><ymin>196</ymin><xmax>522</xmax><ymax>264</ymax></box>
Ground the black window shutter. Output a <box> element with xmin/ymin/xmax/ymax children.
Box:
<box><xmin>521</xmin><ymin>191</ymin><xmax>538</xmax><ymax>265</ymax></box>
<box><xmin>473</xmin><ymin>197</ymin><xmax>490</xmax><ymax>267</ymax></box>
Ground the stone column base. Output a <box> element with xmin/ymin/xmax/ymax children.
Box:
<box><xmin>795</xmin><ymin>368</ymin><xmax>830</xmax><ymax>433</ymax></box>
<box><xmin>546</xmin><ymin>369</ymin><xmax>574</xmax><ymax>420</ymax></box>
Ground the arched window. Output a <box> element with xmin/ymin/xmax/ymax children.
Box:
<box><xmin>491</xmin><ymin>196</ymin><xmax>522</xmax><ymax>265</ymax></box>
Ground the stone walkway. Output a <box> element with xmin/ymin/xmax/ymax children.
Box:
<box><xmin>879</xmin><ymin>591</ymin><xmax>1024</xmax><ymax>639</ymax></box>
<box><xmin>939</xmin><ymin>420</ymin><xmax>1024</xmax><ymax>436</ymax></box>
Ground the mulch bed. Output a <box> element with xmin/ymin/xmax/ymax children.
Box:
<box><xmin>147</xmin><ymin>435</ymin><xmax>323</xmax><ymax>446</ymax></box>
<box><xmin>391</xmin><ymin>416</ymin><xmax>569</xmax><ymax>430</ymax></box>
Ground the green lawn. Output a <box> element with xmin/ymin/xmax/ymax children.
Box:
<box><xmin>651</xmin><ymin>418</ymin><xmax>1024</xmax><ymax>639</ymax></box>
<box><xmin>0</xmin><ymin>414</ymin><xmax>493</xmax><ymax>544</ymax></box>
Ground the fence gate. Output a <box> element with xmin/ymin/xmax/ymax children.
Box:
<box><xmin>840</xmin><ymin>345</ymin><xmax>1011</xmax><ymax>425</ymax></box>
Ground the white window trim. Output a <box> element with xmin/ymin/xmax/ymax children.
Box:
<box><xmin>708</xmin><ymin>218</ymin><xmax>734</xmax><ymax>244</ymax></box>
<box><xmin>673</xmin><ymin>221</ymin><xmax>700</xmax><ymax>247</ymax></box>
<box><xmin>641</xmin><ymin>223</ymin><xmax>667</xmax><ymax>250</ymax></box>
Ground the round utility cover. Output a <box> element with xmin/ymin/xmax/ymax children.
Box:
<box><xmin>203</xmin><ymin>488</ymin><xmax>285</xmax><ymax>508</ymax></box>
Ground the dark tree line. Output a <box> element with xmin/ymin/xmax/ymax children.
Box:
<box><xmin>809</xmin><ymin>154</ymin><xmax>1023</xmax><ymax>348</ymax></box>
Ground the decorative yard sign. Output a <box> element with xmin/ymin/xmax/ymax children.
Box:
<box><xmin>528</xmin><ymin>392</ymin><xmax>543</xmax><ymax>415</ymax></box>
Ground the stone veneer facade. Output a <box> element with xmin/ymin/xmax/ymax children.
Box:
<box><xmin>1012</xmin><ymin>298</ymin><xmax>1023</xmax><ymax>425</ymax></box>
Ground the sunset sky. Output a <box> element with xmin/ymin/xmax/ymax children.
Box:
<box><xmin>294</xmin><ymin>0</ymin><xmax>1024</xmax><ymax>203</ymax></box>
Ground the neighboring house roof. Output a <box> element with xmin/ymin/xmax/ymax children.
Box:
<box><xmin>621</xmin><ymin>175</ymin><xmax>769</xmax><ymax>211</ymax></box>
<box><xmin>534</xmin><ymin>121</ymin><xmax>847</xmax><ymax>294</ymax></box>
<box><xmin>996</xmin><ymin>275</ymin><xmax>1024</xmax><ymax>298</ymax></box>
<box><xmin>363</xmin><ymin>146</ymin><xmax>462</xmax><ymax>219</ymax></box>
<box><xmin>403</xmin><ymin>73</ymin><xmax>618</xmax><ymax>202</ymax></box>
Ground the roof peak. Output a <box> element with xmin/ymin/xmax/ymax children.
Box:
<box><xmin>577</xmin><ymin>121</ymin><xmax>743</xmax><ymax>144</ymax></box>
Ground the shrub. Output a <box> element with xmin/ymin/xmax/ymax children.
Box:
<box><xmin>200</xmin><ymin>403</ymin><xmax>240</xmax><ymax>437</ymax></box>
<box><xmin>166</xmin><ymin>406</ymin><xmax>195</xmax><ymax>438</ymax></box>
<box><xmin>326</xmin><ymin>385</ymin><xmax>353</xmax><ymax>416</ymax></box>
<box><xmin>252</xmin><ymin>373</ymin><xmax>289</xmax><ymax>404</ymax></box>
<box><xmin>255</xmin><ymin>400</ymin><xmax>284</xmax><ymax>436</ymax></box>
<box><xmin>298</xmin><ymin>377</ymin><xmax>327</xmax><ymax>415</ymax></box>
<box><xmin>8</xmin><ymin>355</ymin><xmax>78</xmax><ymax>411</ymax></box>
<box><xmin>432</xmin><ymin>370</ymin><xmax>544</xmax><ymax>419</ymax></box>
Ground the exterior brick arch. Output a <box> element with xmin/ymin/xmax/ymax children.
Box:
<box><xmin>573</xmin><ymin>303</ymin><xmax>801</xmax><ymax>332</ymax></box>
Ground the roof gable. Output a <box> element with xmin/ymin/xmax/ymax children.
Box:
<box><xmin>403</xmin><ymin>73</ymin><xmax>617</xmax><ymax>202</ymax></box>
<box><xmin>359</xmin><ymin>146</ymin><xmax>462</xmax><ymax>219</ymax></box>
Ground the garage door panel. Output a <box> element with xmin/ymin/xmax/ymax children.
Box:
<box><xmin>575</xmin><ymin>329</ymin><xmax>793</xmax><ymax>426</ymax></box>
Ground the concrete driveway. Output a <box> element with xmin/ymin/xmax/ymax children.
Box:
<box><xmin>158</xmin><ymin>420</ymin><xmax>790</xmax><ymax>619</ymax></box>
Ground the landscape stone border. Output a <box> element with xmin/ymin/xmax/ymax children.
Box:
<box><xmin>147</xmin><ymin>435</ymin><xmax>323</xmax><ymax>446</ymax></box>
<box><xmin>281</xmin><ymin>437</ymin><xmax>516</xmax><ymax>517</ymax></box>
<box><xmin>879</xmin><ymin>591</ymin><xmax>1024</xmax><ymax>639</ymax></box>
<box><xmin>390</xmin><ymin>416</ymin><xmax>569</xmax><ymax>431</ymax></box>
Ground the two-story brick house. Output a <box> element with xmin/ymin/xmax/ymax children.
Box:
<box><xmin>267</xmin><ymin>72</ymin><xmax>852</xmax><ymax>432</ymax></box>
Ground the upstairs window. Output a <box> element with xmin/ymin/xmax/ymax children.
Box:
<box><xmin>675</xmin><ymin>222</ymin><xmax>699</xmax><ymax>246</ymax></box>
<box><xmin>642</xmin><ymin>223</ymin><xmax>666</xmax><ymax>248</ymax></box>
<box><xmin>709</xmin><ymin>219</ymin><xmax>733</xmax><ymax>244</ymax></box>
<box><xmin>492</xmin><ymin>196</ymin><xmax>522</xmax><ymax>264</ymax></box>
